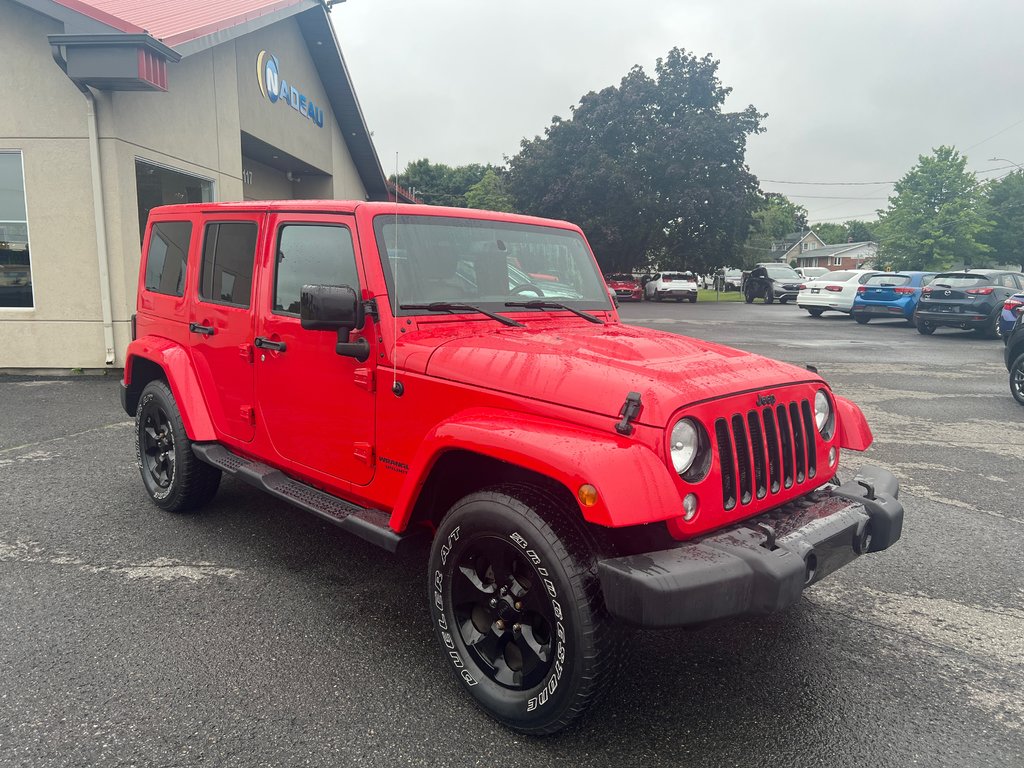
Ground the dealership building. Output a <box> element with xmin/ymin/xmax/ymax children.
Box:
<box><xmin>0</xmin><ymin>0</ymin><xmax>388</xmax><ymax>370</ymax></box>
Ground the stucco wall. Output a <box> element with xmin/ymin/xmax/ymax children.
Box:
<box><xmin>0</xmin><ymin>5</ymin><xmax>371</xmax><ymax>370</ymax></box>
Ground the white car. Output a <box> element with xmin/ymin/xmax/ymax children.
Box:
<box><xmin>798</xmin><ymin>269</ymin><xmax>881</xmax><ymax>316</ymax></box>
<box><xmin>645</xmin><ymin>271</ymin><xmax>699</xmax><ymax>302</ymax></box>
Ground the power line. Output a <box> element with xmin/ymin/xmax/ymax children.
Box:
<box><xmin>761</xmin><ymin>164</ymin><xmax>1018</xmax><ymax>187</ymax></box>
<box><xmin>964</xmin><ymin>116</ymin><xmax>1024</xmax><ymax>151</ymax></box>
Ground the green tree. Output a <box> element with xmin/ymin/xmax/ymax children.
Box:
<box><xmin>741</xmin><ymin>193</ymin><xmax>807</xmax><ymax>267</ymax></box>
<box><xmin>844</xmin><ymin>219</ymin><xmax>878</xmax><ymax>243</ymax></box>
<box><xmin>392</xmin><ymin>159</ymin><xmax>496</xmax><ymax>207</ymax></box>
<box><xmin>505</xmin><ymin>48</ymin><xmax>765</xmax><ymax>274</ymax></box>
<box><xmin>464</xmin><ymin>169</ymin><xmax>515</xmax><ymax>212</ymax></box>
<box><xmin>811</xmin><ymin>221</ymin><xmax>846</xmax><ymax>244</ymax></box>
<box><xmin>877</xmin><ymin>146</ymin><xmax>992</xmax><ymax>271</ymax></box>
<box><xmin>981</xmin><ymin>171</ymin><xmax>1024</xmax><ymax>271</ymax></box>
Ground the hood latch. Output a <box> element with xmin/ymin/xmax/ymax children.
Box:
<box><xmin>615</xmin><ymin>391</ymin><xmax>643</xmax><ymax>436</ymax></box>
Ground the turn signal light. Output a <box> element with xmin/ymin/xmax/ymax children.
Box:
<box><xmin>578</xmin><ymin>484</ymin><xmax>598</xmax><ymax>507</ymax></box>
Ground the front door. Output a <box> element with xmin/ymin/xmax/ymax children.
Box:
<box><xmin>188</xmin><ymin>215</ymin><xmax>262</xmax><ymax>443</ymax></box>
<box><xmin>253</xmin><ymin>213</ymin><xmax>376</xmax><ymax>486</ymax></box>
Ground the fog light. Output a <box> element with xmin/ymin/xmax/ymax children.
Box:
<box><xmin>828</xmin><ymin>447</ymin><xmax>837</xmax><ymax>466</ymax></box>
<box><xmin>578</xmin><ymin>484</ymin><xmax>598</xmax><ymax>507</ymax></box>
<box><xmin>683</xmin><ymin>493</ymin><xmax>698</xmax><ymax>520</ymax></box>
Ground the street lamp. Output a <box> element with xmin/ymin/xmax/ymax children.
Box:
<box><xmin>989</xmin><ymin>157</ymin><xmax>1024</xmax><ymax>173</ymax></box>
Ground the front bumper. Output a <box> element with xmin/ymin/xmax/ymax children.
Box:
<box><xmin>597</xmin><ymin>466</ymin><xmax>903</xmax><ymax>628</ymax></box>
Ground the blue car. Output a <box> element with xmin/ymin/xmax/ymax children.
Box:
<box><xmin>851</xmin><ymin>271</ymin><xmax>936</xmax><ymax>325</ymax></box>
<box><xmin>1000</xmin><ymin>292</ymin><xmax>1024</xmax><ymax>341</ymax></box>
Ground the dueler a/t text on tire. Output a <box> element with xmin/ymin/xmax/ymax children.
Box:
<box><xmin>136</xmin><ymin>380</ymin><xmax>221</xmax><ymax>512</ymax></box>
<box><xmin>427</xmin><ymin>484</ymin><xmax>622</xmax><ymax>735</ymax></box>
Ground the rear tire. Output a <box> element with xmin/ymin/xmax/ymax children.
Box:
<box><xmin>765</xmin><ymin>288</ymin><xmax>775</xmax><ymax>305</ymax></box>
<box><xmin>744</xmin><ymin>290</ymin><xmax>754</xmax><ymax>304</ymax></box>
<box><xmin>854</xmin><ymin>315</ymin><xmax>870</xmax><ymax>325</ymax></box>
<box><xmin>985</xmin><ymin>311</ymin><xmax>1003</xmax><ymax>340</ymax></box>
<box><xmin>427</xmin><ymin>484</ymin><xmax>622</xmax><ymax>735</ymax></box>
<box><xmin>806</xmin><ymin>308</ymin><xmax>824</xmax><ymax>317</ymax></box>
<box><xmin>689</xmin><ymin>296</ymin><xmax>697</xmax><ymax>303</ymax></box>
<box><xmin>916</xmin><ymin>320</ymin><xmax>936</xmax><ymax>335</ymax></box>
<box><xmin>135</xmin><ymin>380</ymin><xmax>221</xmax><ymax>512</ymax></box>
<box><xmin>1010</xmin><ymin>353</ymin><xmax>1024</xmax><ymax>406</ymax></box>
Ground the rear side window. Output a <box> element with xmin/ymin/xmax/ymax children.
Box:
<box><xmin>866</xmin><ymin>274</ymin><xmax>910</xmax><ymax>287</ymax></box>
<box><xmin>200</xmin><ymin>222</ymin><xmax>258</xmax><ymax>308</ymax></box>
<box><xmin>274</xmin><ymin>224</ymin><xmax>358</xmax><ymax>315</ymax></box>
<box><xmin>144</xmin><ymin>221</ymin><xmax>192</xmax><ymax>296</ymax></box>
<box><xmin>920</xmin><ymin>274</ymin><xmax>936</xmax><ymax>287</ymax></box>
<box><xmin>997</xmin><ymin>273</ymin><xmax>1019</xmax><ymax>289</ymax></box>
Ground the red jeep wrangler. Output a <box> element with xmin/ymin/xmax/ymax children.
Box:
<box><xmin>122</xmin><ymin>201</ymin><xmax>903</xmax><ymax>734</ymax></box>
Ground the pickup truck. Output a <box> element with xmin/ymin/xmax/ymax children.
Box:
<box><xmin>121</xmin><ymin>201</ymin><xmax>903</xmax><ymax>734</ymax></box>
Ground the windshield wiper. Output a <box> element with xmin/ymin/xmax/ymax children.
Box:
<box><xmin>399</xmin><ymin>302</ymin><xmax>524</xmax><ymax>327</ymax></box>
<box><xmin>504</xmin><ymin>300</ymin><xmax>604</xmax><ymax>324</ymax></box>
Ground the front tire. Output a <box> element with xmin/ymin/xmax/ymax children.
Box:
<box><xmin>427</xmin><ymin>485</ymin><xmax>621</xmax><ymax>735</ymax></box>
<box><xmin>765</xmin><ymin>288</ymin><xmax>775</xmax><ymax>305</ymax></box>
<box><xmin>135</xmin><ymin>380</ymin><xmax>221</xmax><ymax>512</ymax></box>
<box><xmin>1010</xmin><ymin>353</ymin><xmax>1024</xmax><ymax>405</ymax></box>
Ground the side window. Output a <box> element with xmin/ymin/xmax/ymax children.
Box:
<box><xmin>274</xmin><ymin>224</ymin><xmax>358</xmax><ymax>315</ymax></box>
<box><xmin>999</xmin><ymin>273</ymin><xmax>1019</xmax><ymax>289</ymax></box>
<box><xmin>144</xmin><ymin>221</ymin><xmax>192</xmax><ymax>296</ymax></box>
<box><xmin>199</xmin><ymin>222</ymin><xmax>258</xmax><ymax>307</ymax></box>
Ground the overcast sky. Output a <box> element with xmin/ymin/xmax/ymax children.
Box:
<box><xmin>331</xmin><ymin>0</ymin><xmax>1024</xmax><ymax>224</ymax></box>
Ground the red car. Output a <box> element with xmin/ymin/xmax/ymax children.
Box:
<box><xmin>122</xmin><ymin>201</ymin><xmax>902</xmax><ymax>735</ymax></box>
<box><xmin>604</xmin><ymin>272</ymin><xmax>643</xmax><ymax>301</ymax></box>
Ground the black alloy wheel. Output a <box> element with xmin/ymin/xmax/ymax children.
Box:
<box><xmin>428</xmin><ymin>485</ymin><xmax>622</xmax><ymax>735</ymax></box>
<box><xmin>1010</xmin><ymin>353</ymin><xmax>1024</xmax><ymax>406</ymax></box>
<box><xmin>135</xmin><ymin>380</ymin><xmax>221</xmax><ymax>512</ymax></box>
<box><xmin>140</xmin><ymin>399</ymin><xmax>175</xmax><ymax>491</ymax></box>
<box><xmin>990</xmin><ymin>311</ymin><xmax>1004</xmax><ymax>340</ymax></box>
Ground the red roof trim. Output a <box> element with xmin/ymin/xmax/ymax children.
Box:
<box><xmin>50</xmin><ymin>0</ymin><xmax>144</xmax><ymax>33</ymax></box>
<box><xmin>159</xmin><ymin>0</ymin><xmax>308</xmax><ymax>45</ymax></box>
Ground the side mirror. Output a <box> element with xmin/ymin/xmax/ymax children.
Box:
<box><xmin>300</xmin><ymin>285</ymin><xmax>369</xmax><ymax>361</ymax></box>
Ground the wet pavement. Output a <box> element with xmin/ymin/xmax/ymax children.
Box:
<box><xmin>0</xmin><ymin>300</ymin><xmax>1021</xmax><ymax>767</ymax></box>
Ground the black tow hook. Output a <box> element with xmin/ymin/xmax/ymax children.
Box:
<box><xmin>856</xmin><ymin>477</ymin><xmax>877</xmax><ymax>501</ymax></box>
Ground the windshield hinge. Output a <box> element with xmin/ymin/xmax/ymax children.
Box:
<box><xmin>363</xmin><ymin>298</ymin><xmax>379</xmax><ymax>322</ymax></box>
<box><xmin>615</xmin><ymin>391</ymin><xmax>643</xmax><ymax>436</ymax></box>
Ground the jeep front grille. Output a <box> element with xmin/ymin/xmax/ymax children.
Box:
<box><xmin>716</xmin><ymin>400</ymin><xmax>817</xmax><ymax>511</ymax></box>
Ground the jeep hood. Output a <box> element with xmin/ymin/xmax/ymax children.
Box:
<box><xmin>401</xmin><ymin>321</ymin><xmax>822</xmax><ymax>426</ymax></box>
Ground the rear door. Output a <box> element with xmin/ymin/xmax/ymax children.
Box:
<box><xmin>253</xmin><ymin>213</ymin><xmax>376</xmax><ymax>486</ymax></box>
<box><xmin>188</xmin><ymin>215</ymin><xmax>263</xmax><ymax>443</ymax></box>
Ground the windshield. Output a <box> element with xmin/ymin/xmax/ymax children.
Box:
<box><xmin>822</xmin><ymin>270</ymin><xmax>857</xmax><ymax>282</ymax></box>
<box><xmin>765</xmin><ymin>267</ymin><xmax>799</xmax><ymax>279</ymax></box>
<box><xmin>931</xmin><ymin>273</ymin><xmax>991</xmax><ymax>288</ymax></box>
<box><xmin>663</xmin><ymin>272</ymin><xmax>695</xmax><ymax>281</ymax></box>
<box><xmin>374</xmin><ymin>215</ymin><xmax>612</xmax><ymax>313</ymax></box>
<box><xmin>606</xmin><ymin>273</ymin><xmax>634</xmax><ymax>282</ymax></box>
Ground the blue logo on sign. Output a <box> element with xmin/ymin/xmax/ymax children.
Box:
<box><xmin>256</xmin><ymin>50</ymin><xmax>324</xmax><ymax>128</ymax></box>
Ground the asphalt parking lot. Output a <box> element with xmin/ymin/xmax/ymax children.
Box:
<box><xmin>1</xmin><ymin>299</ymin><xmax>1021</xmax><ymax>767</ymax></box>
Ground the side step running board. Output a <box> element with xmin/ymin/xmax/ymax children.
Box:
<box><xmin>193</xmin><ymin>443</ymin><xmax>418</xmax><ymax>554</ymax></box>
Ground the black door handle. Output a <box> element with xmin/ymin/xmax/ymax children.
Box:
<box><xmin>189</xmin><ymin>322</ymin><xmax>215</xmax><ymax>336</ymax></box>
<box><xmin>254</xmin><ymin>336</ymin><xmax>287</xmax><ymax>352</ymax></box>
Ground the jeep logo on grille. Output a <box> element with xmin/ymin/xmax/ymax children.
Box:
<box><xmin>756</xmin><ymin>393</ymin><xmax>776</xmax><ymax>407</ymax></box>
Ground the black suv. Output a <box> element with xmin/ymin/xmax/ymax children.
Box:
<box><xmin>915</xmin><ymin>270</ymin><xmax>1024</xmax><ymax>339</ymax></box>
<box><xmin>743</xmin><ymin>264</ymin><xmax>802</xmax><ymax>304</ymax></box>
<box><xmin>1006</xmin><ymin>314</ymin><xmax>1024</xmax><ymax>405</ymax></box>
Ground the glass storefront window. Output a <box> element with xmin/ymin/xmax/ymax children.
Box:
<box><xmin>135</xmin><ymin>159</ymin><xmax>213</xmax><ymax>244</ymax></box>
<box><xmin>0</xmin><ymin>151</ymin><xmax>32</xmax><ymax>308</ymax></box>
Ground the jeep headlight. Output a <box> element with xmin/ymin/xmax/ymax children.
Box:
<box><xmin>814</xmin><ymin>390</ymin><xmax>834</xmax><ymax>438</ymax></box>
<box><xmin>670</xmin><ymin>418</ymin><xmax>700</xmax><ymax>474</ymax></box>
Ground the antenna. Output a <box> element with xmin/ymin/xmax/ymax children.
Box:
<box><xmin>391</xmin><ymin>152</ymin><xmax>401</xmax><ymax>395</ymax></box>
